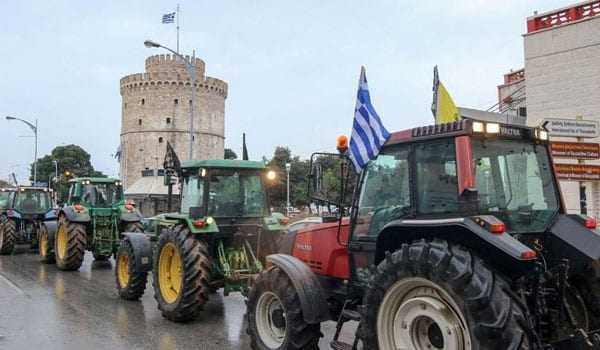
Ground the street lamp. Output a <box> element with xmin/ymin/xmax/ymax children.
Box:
<box><xmin>144</xmin><ymin>39</ymin><xmax>196</xmax><ymax>160</ymax></box>
<box><xmin>285</xmin><ymin>163</ymin><xmax>291</xmax><ymax>216</ymax></box>
<box><xmin>6</xmin><ymin>116</ymin><xmax>38</xmax><ymax>185</ymax></box>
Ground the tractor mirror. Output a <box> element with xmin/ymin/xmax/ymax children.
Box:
<box><xmin>189</xmin><ymin>206</ymin><xmax>205</xmax><ymax>219</ymax></box>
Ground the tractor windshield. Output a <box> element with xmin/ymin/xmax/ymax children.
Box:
<box><xmin>0</xmin><ymin>191</ymin><xmax>12</xmax><ymax>209</ymax></box>
<box><xmin>14</xmin><ymin>190</ymin><xmax>52</xmax><ymax>213</ymax></box>
<box><xmin>208</xmin><ymin>169</ymin><xmax>266</xmax><ymax>218</ymax></box>
<box><xmin>81</xmin><ymin>183</ymin><xmax>122</xmax><ymax>208</ymax></box>
<box><xmin>472</xmin><ymin>138</ymin><xmax>559</xmax><ymax>233</ymax></box>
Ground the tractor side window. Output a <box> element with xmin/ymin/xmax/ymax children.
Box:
<box><xmin>416</xmin><ymin>139</ymin><xmax>459</xmax><ymax>214</ymax></box>
<box><xmin>181</xmin><ymin>176</ymin><xmax>204</xmax><ymax>214</ymax></box>
<box><xmin>353</xmin><ymin>146</ymin><xmax>410</xmax><ymax>238</ymax></box>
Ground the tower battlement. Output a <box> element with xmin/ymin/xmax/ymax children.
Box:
<box><xmin>145</xmin><ymin>54</ymin><xmax>205</xmax><ymax>76</ymax></box>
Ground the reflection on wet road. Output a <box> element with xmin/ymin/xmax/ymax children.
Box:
<box><xmin>0</xmin><ymin>251</ymin><xmax>352</xmax><ymax>349</ymax></box>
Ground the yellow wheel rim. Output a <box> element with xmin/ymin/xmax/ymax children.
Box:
<box><xmin>158</xmin><ymin>242</ymin><xmax>183</xmax><ymax>304</ymax></box>
<box><xmin>39</xmin><ymin>233</ymin><xmax>48</xmax><ymax>258</ymax></box>
<box><xmin>56</xmin><ymin>224</ymin><xmax>68</xmax><ymax>260</ymax></box>
<box><xmin>117</xmin><ymin>254</ymin><xmax>130</xmax><ymax>288</ymax></box>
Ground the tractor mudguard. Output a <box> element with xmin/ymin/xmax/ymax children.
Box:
<box><xmin>120</xmin><ymin>210</ymin><xmax>143</xmax><ymax>223</ymax></box>
<box><xmin>266</xmin><ymin>254</ymin><xmax>330</xmax><ymax>324</ymax></box>
<box><xmin>121</xmin><ymin>232</ymin><xmax>153</xmax><ymax>272</ymax></box>
<box><xmin>45</xmin><ymin>221</ymin><xmax>58</xmax><ymax>247</ymax></box>
<box><xmin>549</xmin><ymin>215</ymin><xmax>600</xmax><ymax>261</ymax></box>
<box><xmin>61</xmin><ymin>206</ymin><xmax>90</xmax><ymax>223</ymax></box>
<box><xmin>380</xmin><ymin>217</ymin><xmax>535</xmax><ymax>261</ymax></box>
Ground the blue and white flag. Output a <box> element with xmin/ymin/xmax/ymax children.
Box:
<box><xmin>349</xmin><ymin>66</ymin><xmax>390</xmax><ymax>172</ymax></box>
<box><xmin>162</xmin><ymin>12</ymin><xmax>175</xmax><ymax>24</ymax></box>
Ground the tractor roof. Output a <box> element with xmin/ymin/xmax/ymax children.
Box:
<box><xmin>70</xmin><ymin>177</ymin><xmax>120</xmax><ymax>184</ymax></box>
<box><xmin>384</xmin><ymin>119</ymin><xmax>543</xmax><ymax>147</ymax></box>
<box><xmin>181</xmin><ymin>159</ymin><xmax>266</xmax><ymax>170</ymax></box>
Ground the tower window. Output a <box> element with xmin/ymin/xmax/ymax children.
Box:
<box><xmin>174</xmin><ymin>99</ymin><xmax>178</xmax><ymax>105</ymax></box>
<box><xmin>166</xmin><ymin>118</ymin><xmax>171</xmax><ymax>124</ymax></box>
<box><xmin>138</xmin><ymin>119</ymin><xmax>142</xmax><ymax>126</ymax></box>
<box><xmin>123</xmin><ymin>103</ymin><xmax>127</xmax><ymax>109</ymax></box>
<box><xmin>159</xmin><ymin>137</ymin><xmax>164</xmax><ymax>143</ymax></box>
<box><xmin>141</xmin><ymin>98</ymin><xmax>145</xmax><ymax>105</ymax></box>
<box><xmin>189</xmin><ymin>100</ymin><xmax>192</xmax><ymax>105</ymax></box>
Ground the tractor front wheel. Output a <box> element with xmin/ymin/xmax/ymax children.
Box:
<box><xmin>360</xmin><ymin>239</ymin><xmax>531</xmax><ymax>350</ymax></box>
<box><xmin>115</xmin><ymin>239</ymin><xmax>148</xmax><ymax>300</ymax></box>
<box><xmin>0</xmin><ymin>219</ymin><xmax>16</xmax><ymax>255</ymax></box>
<box><xmin>38</xmin><ymin>223</ymin><xmax>55</xmax><ymax>264</ymax></box>
<box><xmin>246</xmin><ymin>266</ymin><xmax>321</xmax><ymax>350</ymax></box>
<box><xmin>152</xmin><ymin>225</ymin><xmax>210</xmax><ymax>322</ymax></box>
<box><xmin>55</xmin><ymin>219</ymin><xmax>86</xmax><ymax>271</ymax></box>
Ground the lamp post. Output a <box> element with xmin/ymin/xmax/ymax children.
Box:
<box><xmin>285</xmin><ymin>163</ymin><xmax>291</xmax><ymax>216</ymax></box>
<box><xmin>144</xmin><ymin>39</ymin><xmax>196</xmax><ymax>160</ymax></box>
<box><xmin>6</xmin><ymin>116</ymin><xmax>38</xmax><ymax>185</ymax></box>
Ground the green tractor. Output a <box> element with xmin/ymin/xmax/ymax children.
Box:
<box><xmin>115</xmin><ymin>159</ymin><xmax>288</xmax><ymax>322</ymax></box>
<box><xmin>54</xmin><ymin>177</ymin><xmax>143</xmax><ymax>270</ymax></box>
<box><xmin>0</xmin><ymin>186</ymin><xmax>57</xmax><ymax>258</ymax></box>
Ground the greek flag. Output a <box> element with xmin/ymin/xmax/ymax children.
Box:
<box><xmin>349</xmin><ymin>66</ymin><xmax>390</xmax><ymax>172</ymax></box>
<box><xmin>162</xmin><ymin>12</ymin><xmax>175</xmax><ymax>24</ymax></box>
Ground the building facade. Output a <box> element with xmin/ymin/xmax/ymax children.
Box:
<box><xmin>496</xmin><ymin>0</ymin><xmax>600</xmax><ymax>216</ymax></box>
<box><xmin>119</xmin><ymin>54</ymin><xmax>228</xmax><ymax>189</ymax></box>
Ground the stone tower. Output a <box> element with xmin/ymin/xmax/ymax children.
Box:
<box><xmin>119</xmin><ymin>54</ymin><xmax>227</xmax><ymax>189</ymax></box>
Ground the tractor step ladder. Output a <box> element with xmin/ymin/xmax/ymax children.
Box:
<box><xmin>330</xmin><ymin>302</ymin><xmax>361</xmax><ymax>350</ymax></box>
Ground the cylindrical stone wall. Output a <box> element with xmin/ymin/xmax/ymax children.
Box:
<box><xmin>119</xmin><ymin>54</ymin><xmax>227</xmax><ymax>189</ymax></box>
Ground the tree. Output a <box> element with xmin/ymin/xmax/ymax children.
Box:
<box><xmin>224</xmin><ymin>148</ymin><xmax>238</xmax><ymax>160</ymax></box>
<box><xmin>32</xmin><ymin>144</ymin><xmax>106</xmax><ymax>201</ymax></box>
<box><xmin>0</xmin><ymin>180</ymin><xmax>10</xmax><ymax>188</ymax></box>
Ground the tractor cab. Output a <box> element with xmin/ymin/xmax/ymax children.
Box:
<box><xmin>10</xmin><ymin>186</ymin><xmax>55</xmax><ymax>218</ymax></box>
<box><xmin>66</xmin><ymin>178</ymin><xmax>125</xmax><ymax>209</ymax></box>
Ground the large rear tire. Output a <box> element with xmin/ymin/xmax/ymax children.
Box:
<box><xmin>38</xmin><ymin>223</ymin><xmax>55</xmax><ymax>264</ymax></box>
<box><xmin>0</xmin><ymin>219</ymin><xmax>16</xmax><ymax>255</ymax></box>
<box><xmin>360</xmin><ymin>239</ymin><xmax>531</xmax><ymax>350</ymax></box>
<box><xmin>246</xmin><ymin>266</ymin><xmax>321</xmax><ymax>350</ymax></box>
<box><xmin>115</xmin><ymin>239</ymin><xmax>148</xmax><ymax>300</ymax></box>
<box><xmin>55</xmin><ymin>219</ymin><xmax>86</xmax><ymax>271</ymax></box>
<box><xmin>152</xmin><ymin>225</ymin><xmax>211</xmax><ymax>322</ymax></box>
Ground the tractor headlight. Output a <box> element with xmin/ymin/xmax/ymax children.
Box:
<box><xmin>486</xmin><ymin>123</ymin><xmax>500</xmax><ymax>134</ymax></box>
<box><xmin>206</xmin><ymin>217</ymin><xmax>214</xmax><ymax>225</ymax></box>
<box><xmin>472</xmin><ymin>121</ymin><xmax>485</xmax><ymax>133</ymax></box>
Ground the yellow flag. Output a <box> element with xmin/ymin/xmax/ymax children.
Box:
<box><xmin>432</xmin><ymin>66</ymin><xmax>460</xmax><ymax>124</ymax></box>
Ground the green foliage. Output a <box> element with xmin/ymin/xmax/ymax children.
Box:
<box><xmin>32</xmin><ymin>144</ymin><xmax>106</xmax><ymax>202</ymax></box>
<box><xmin>0</xmin><ymin>179</ymin><xmax>10</xmax><ymax>188</ymax></box>
<box><xmin>224</xmin><ymin>148</ymin><xmax>238</xmax><ymax>160</ymax></box>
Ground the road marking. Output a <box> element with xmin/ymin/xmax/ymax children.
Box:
<box><xmin>0</xmin><ymin>273</ymin><xmax>25</xmax><ymax>295</ymax></box>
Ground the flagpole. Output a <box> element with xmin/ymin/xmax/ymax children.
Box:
<box><xmin>176</xmin><ymin>4</ymin><xmax>180</xmax><ymax>54</ymax></box>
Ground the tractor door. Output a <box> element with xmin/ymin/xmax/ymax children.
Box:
<box><xmin>348</xmin><ymin>144</ymin><xmax>412</xmax><ymax>285</ymax></box>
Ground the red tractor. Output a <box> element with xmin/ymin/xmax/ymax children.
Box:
<box><xmin>246</xmin><ymin>119</ymin><xmax>600</xmax><ymax>350</ymax></box>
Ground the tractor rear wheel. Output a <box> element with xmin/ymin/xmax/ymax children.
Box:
<box><xmin>152</xmin><ymin>225</ymin><xmax>210</xmax><ymax>322</ymax></box>
<box><xmin>360</xmin><ymin>239</ymin><xmax>531</xmax><ymax>350</ymax></box>
<box><xmin>0</xmin><ymin>219</ymin><xmax>16</xmax><ymax>255</ymax></box>
<box><xmin>246</xmin><ymin>266</ymin><xmax>321</xmax><ymax>350</ymax></box>
<box><xmin>38</xmin><ymin>223</ymin><xmax>55</xmax><ymax>264</ymax></box>
<box><xmin>115</xmin><ymin>239</ymin><xmax>148</xmax><ymax>300</ymax></box>
<box><xmin>55</xmin><ymin>219</ymin><xmax>86</xmax><ymax>271</ymax></box>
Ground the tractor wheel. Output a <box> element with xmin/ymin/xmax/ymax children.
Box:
<box><xmin>55</xmin><ymin>219</ymin><xmax>86</xmax><ymax>271</ymax></box>
<box><xmin>360</xmin><ymin>239</ymin><xmax>531</xmax><ymax>350</ymax></box>
<box><xmin>123</xmin><ymin>222</ymin><xmax>143</xmax><ymax>233</ymax></box>
<box><xmin>246</xmin><ymin>266</ymin><xmax>321</xmax><ymax>350</ymax></box>
<box><xmin>38</xmin><ymin>223</ymin><xmax>55</xmax><ymax>264</ymax></box>
<box><xmin>0</xmin><ymin>219</ymin><xmax>16</xmax><ymax>255</ymax></box>
<box><xmin>115</xmin><ymin>239</ymin><xmax>148</xmax><ymax>300</ymax></box>
<box><xmin>152</xmin><ymin>225</ymin><xmax>210</xmax><ymax>322</ymax></box>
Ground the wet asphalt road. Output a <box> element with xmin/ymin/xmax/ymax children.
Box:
<box><xmin>0</xmin><ymin>248</ymin><xmax>356</xmax><ymax>350</ymax></box>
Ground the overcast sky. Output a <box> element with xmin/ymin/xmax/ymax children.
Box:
<box><xmin>0</xmin><ymin>0</ymin><xmax>568</xmax><ymax>182</ymax></box>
